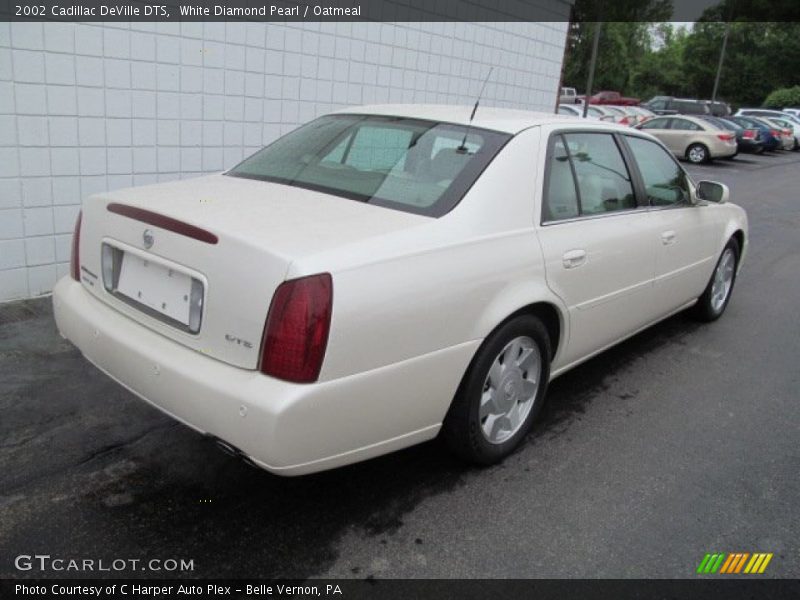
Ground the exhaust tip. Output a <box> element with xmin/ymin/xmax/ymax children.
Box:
<box><xmin>211</xmin><ymin>437</ymin><xmax>239</xmax><ymax>457</ymax></box>
<box><xmin>208</xmin><ymin>435</ymin><xmax>262</xmax><ymax>470</ymax></box>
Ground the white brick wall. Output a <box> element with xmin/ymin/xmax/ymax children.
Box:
<box><xmin>0</xmin><ymin>19</ymin><xmax>568</xmax><ymax>302</ymax></box>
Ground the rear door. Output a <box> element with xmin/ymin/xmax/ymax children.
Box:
<box><xmin>639</xmin><ymin>117</ymin><xmax>677</xmax><ymax>152</ymax></box>
<box><xmin>536</xmin><ymin>129</ymin><xmax>658</xmax><ymax>367</ymax></box>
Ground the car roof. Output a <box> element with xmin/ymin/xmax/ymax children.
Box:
<box><xmin>331</xmin><ymin>104</ymin><xmax>611</xmax><ymax>135</ymax></box>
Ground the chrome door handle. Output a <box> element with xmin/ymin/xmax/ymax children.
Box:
<box><xmin>661</xmin><ymin>230</ymin><xmax>677</xmax><ymax>245</ymax></box>
<box><xmin>562</xmin><ymin>249</ymin><xmax>587</xmax><ymax>269</ymax></box>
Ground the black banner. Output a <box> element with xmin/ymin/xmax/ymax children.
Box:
<box><xmin>2</xmin><ymin>0</ymin><xmax>800</xmax><ymax>23</ymax></box>
<box><xmin>2</xmin><ymin>579</ymin><xmax>800</xmax><ymax>600</ymax></box>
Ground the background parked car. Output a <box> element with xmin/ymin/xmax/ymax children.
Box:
<box><xmin>725</xmin><ymin>115</ymin><xmax>783</xmax><ymax>151</ymax></box>
<box><xmin>705</xmin><ymin>100</ymin><xmax>732</xmax><ymax>116</ymax></box>
<box><xmin>698</xmin><ymin>115</ymin><xmax>764</xmax><ymax>154</ymax></box>
<box><xmin>643</xmin><ymin>96</ymin><xmax>711</xmax><ymax>116</ymax></box>
<box><xmin>782</xmin><ymin>108</ymin><xmax>800</xmax><ymax>118</ymax></box>
<box><xmin>557</xmin><ymin>104</ymin><xmax>599</xmax><ymax>119</ymax></box>
<box><xmin>736</xmin><ymin>109</ymin><xmax>800</xmax><ymax>129</ymax></box>
<box><xmin>606</xmin><ymin>105</ymin><xmax>643</xmax><ymax>126</ymax></box>
<box><xmin>560</xmin><ymin>87</ymin><xmax>579</xmax><ymax>104</ymax></box>
<box><xmin>762</xmin><ymin>116</ymin><xmax>800</xmax><ymax>150</ymax></box>
<box><xmin>629</xmin><ymin>105</ymin><xmax>656</xmax><ymax>124</ymax></box>
<box><xmin>586</xmin><ymin>90</ymin><xmax>640</xmax><ymax>105</ymax></box>
<box><xmin>582</xmin><ymin>105</ymin><xmax>618</xmax><ymax>122</ymax></box>
<box><xmin>636</xmin><ymin>115</ymin><xmax>737</xmax><ymax>163</ymax></box>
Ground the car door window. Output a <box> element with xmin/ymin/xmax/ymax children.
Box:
<box><xmin>544</xmin><ymin>133</ymin><xmax>636</xmax><ymax>222</ymax></box>
<box><xmin>543</xmin><ymin>136</ymin><xmax>580</xmax><ymax>221</ymax></box>
<box><xmin>626</xmin><ymin>136</ymin><xmax>690</xmax><ymax>207</ymax></box>
<box><xmin>640</xmin><ymin>118</ymin><xmax>670</xmax><ymax>130</ymax></box>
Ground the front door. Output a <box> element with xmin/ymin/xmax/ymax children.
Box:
<box><xmin>623</xmin><ymin>135</ymin><xmax>720</xmax><ymax>313</ymax></box>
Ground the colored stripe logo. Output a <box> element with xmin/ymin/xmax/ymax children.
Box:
<box><xmin>697</xmin><ymin>552</ymin><xmax>773</xmax><ymax>574</ymax></box>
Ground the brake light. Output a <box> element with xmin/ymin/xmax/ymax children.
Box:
<box><xmin>70</xmin><ymin>211</ymin><xmax>82</xmax><ymax>281</ymax></box>
<box><xmin>783</xmin><ymin>128</ymin><xmax>791</xmax><ymax>136</ymax></box>
<box><xmin>717</xmin><ymin>133</ymin><xmax>735</xmax><ymax>141</ymax></box>
<box><xmin>742</xmin><ymin>129</ymin><xmax>756</xmax><ymax>139</ymax></box>
<box><xmin>620</xmin><ymin>116</ymin><xmax>631</xmax><ymax>125</ymax></box>
<box><xmin>771</xmin><ymin>130</ymin><xmax>780</xmax><ymax>138</ymax></box>
<box><xmin>259</xmin><ymin>273</ymin><xmax>332</xmax><ymax>383</ymax></box>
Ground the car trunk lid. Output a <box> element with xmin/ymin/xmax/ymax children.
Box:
<box><xmin>77</xmin><ymin>174</ymin><xmax>428</xmax><ymax>369</ymax></box>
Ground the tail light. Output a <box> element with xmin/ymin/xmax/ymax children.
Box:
<box><xmin>717</xmin><ymin>133</ymin><xmax>735</xmax><ymax>141</ymax></box>
<box><xmin>771</xmin><ymin>129</ymin><xmax>780</xmax><ymax>138</ymax></box>
<box><xmin>259</xmin><ymin>273</ymin><xmax>332</xmax><ymax>383</ymax></box>
<box><xmin>783</xmin><ymin>128</ymin><xmax>791</xmax><ymax>136</ymax></box>
<box><xmin>742</xmin><ymin>129</ymin><xmax>756</xmax><ymax>139</ymax></box>
<box><xmin>619</xmin><ymin>116</ymin><xmax>631</xmax><ymax>125</ymax></box>
<box><xmin>70</xmin><ymin>211</ymin><xmax>82</xmax><ymax>281</ymax></box>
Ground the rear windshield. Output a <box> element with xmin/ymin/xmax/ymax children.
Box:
<box><xmin>226</xmin><ymin>114</ymin><xmax>511</xmax><ymax>217</ymax></box>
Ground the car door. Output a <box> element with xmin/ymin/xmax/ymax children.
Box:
<box><xmin>536</xmin><ymin>130</ymin><xmax>659</xmax><ymax>368</ymax></box>
<box><xmin>639</xmin><ymin>117</ymin><xmax>675</xmax><ymax>152</ymax></box>
<box><xmin>667</xmin><ymin>117</ymin><xmax>704</xmax><ymax>156</ymax></box>
<box><xmin>624</xmin><ymin>135</ymin><xmax>720</xmax><ymax>313</ymax></box>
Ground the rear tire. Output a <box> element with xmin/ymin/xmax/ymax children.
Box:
<box><xmin>692</xmin><ymin>238</ymin><xmax>740</xmax><ymax>322</ymax></box>
<box><xmin>442</xmin><ymin>315</ymin><xmax>551</xmax><ymax>465</ymax></box>
<box><xmin>687</xmin><ymin>143</ymin><xmax>710</xmax><ymax>164</ymax></box>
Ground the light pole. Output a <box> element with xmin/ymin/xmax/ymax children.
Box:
<box><xmin>711</xmin><ymin>22</ymin><xmax>730</xmax><ymax>102</ymax></box>
<box><xmin>583</xmin><ymin>22</ymin><xmax>602</xmax><ymax>118</ymax></box>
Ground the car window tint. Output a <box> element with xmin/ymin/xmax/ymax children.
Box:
<box><xmin>344</xmin><ymin>126</ymin><xmax>413</xmax><ymax>171</ymax></box>
<box><xmin>627</xmin><ymin>136</ymin><xmax>690</xmax><ymax>207</ymax></box>
<box><xmin>641</xmin><ymin>118</ymin><xmax>669</xmax><ymax>130</ymax></box>
<box><xmin>670</xmin><ymin>119</ymin><xmax>702</xmax><ymax>131</ymax></box>
<box><xmin>227</xmin><ymin>114</ymin><xmax>510</xmax><ymax>217</ymax></box>
<box><xmin>563</xmin><ymin>133</ymin><xmax>636</xmax><ymax>215</ymax></box>
<box><xmin>558</xmin><ymin>106</ymin><xmax>574</xmax><ymax>116</ymax></box>
<box><xmin>543</xmin><ymin>136</ymin><xmax>580</xmax><ymax>221</ymax></box>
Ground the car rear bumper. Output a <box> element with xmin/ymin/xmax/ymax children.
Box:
<box><xmin>53</xmin><ymin>277</ymin><xmax>478</xmax><ymax>475</ymax></box>
<box><xmin>708</xmin><ymin>139</ymin><xmax>738</xmax><ymax>158</ymax></box>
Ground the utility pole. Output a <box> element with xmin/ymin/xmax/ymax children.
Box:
<box><xmin>711</xmin><ymin>23</ymin><xmax>730</xmax><ymax>102</ymax></box>
<box><xmin>583</xmin><ymin>22</ymin><xmax>602</xmax><ymax>118</ymax></box>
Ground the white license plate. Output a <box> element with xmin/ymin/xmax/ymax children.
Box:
<box><xmin>117</xmin><ymin>253</ymin><xmax>193</xmax><ymax>326</ymax></box>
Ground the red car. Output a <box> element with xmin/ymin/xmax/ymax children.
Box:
<box><xmin>587</xmin><ymin>91</ymin><xmax>640</xmax><ymax>106</ymax></box>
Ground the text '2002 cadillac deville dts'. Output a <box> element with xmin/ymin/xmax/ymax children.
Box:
<box><xmin>53</xmin><ymin>105</ymin><xmax>748</xmax><ymax>475</ymax></box>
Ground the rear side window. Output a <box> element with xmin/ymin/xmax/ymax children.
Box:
<box><xmin>626</xmin><ymin>136</ymin><xmax>690</xmax><ymax>206</ymax></box>
<box><xmin>543</xmin><ymin>132</ymin><xmax>636</xmax><ymax>222</ymax></box>
<box><xmin>670</xmin><ymin>118</ymin><xmax>702</xmax><ymax>131</ymax></box>
<box><xmin>640</xmin><ymin>118</ymin><xmax>670</xmax><ymax>130</ymax></box>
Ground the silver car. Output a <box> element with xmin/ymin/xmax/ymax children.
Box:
<box><xmin>636</xmin><ymin>115</ymin><xmax>738</xmax><ymax>163</ymax></box>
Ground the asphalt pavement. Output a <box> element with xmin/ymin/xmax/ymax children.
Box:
<box><xmin>1</xmin><ymin>149</ymin><xmax>798</xmax><ymax>579</ymax></box>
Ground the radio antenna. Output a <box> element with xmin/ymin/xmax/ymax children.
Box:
<box><xmin>457</xmin><ymin>67</ymin><xmax>494</xmax><ymax>154</ymax></box>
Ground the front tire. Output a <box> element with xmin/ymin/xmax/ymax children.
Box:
<box><xmin>442</xmin><ymin>315</ymin><xmax>551</xmax><ymax>465</ymax></box>
<box><xmin>692</xmin><ymin>238</ymin><xmax>740</xmax><ymax>322</ymax></box>
<box><xmin>687</xmin><ymin>143</ymin><xmax>710</xmax><ymax>164</ymax></box>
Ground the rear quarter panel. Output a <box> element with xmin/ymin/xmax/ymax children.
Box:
<box><xmin>292</xmin><ymin>127</ymin><xmax>568</xmax><ymax>385</ymax></box>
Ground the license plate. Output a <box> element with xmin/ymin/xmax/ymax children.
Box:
<box><xmin>117</xmin><ymin>253</ymin><xmax>193</xmax><ymax>326</ymax></box>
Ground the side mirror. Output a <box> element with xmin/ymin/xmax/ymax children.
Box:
<box><xmin>696</xmin><ymin>180</ymin><xmax>729</xmax><ymax>204</ymax></box>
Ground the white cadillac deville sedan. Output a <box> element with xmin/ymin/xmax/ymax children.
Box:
<box><xmin>53</xmin><ymin>105</ymin><xmax>748</xmax><ymax>475</ymax></box>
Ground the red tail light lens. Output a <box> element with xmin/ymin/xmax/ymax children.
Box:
<box><xmin>259</xmin><ymin>273</ymin><xmax>332</xmax><ymax>383</ymax></box>
<box><xmin>70</xmin><ymin>211</ymin><xmax>82</xmax><ymax>281</ymax></box>
<box><xmin>717</xmin><ymin>133</ymin><xmax>735</xmax><ymax>141</ymax></box>
<box><xmin>742</xmin><ymin>129</ymin><xmax>756</xmax><ymax>139</ymax></box>
<box><xmin>620</xmin><ymin>117</ymin><xmax>630</xmax><ymax>125</ymax></box>
<box><xmin>771</xmin><ymin>130</ymin><xmax>779</xmax><ymax>137</ymax></box>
